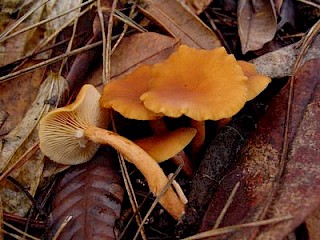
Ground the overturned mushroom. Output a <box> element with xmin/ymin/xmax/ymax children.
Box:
<box><xmin>39</xmin><ymin>84</ymin><xmax>185</xmax><ymax>220</ymax></box>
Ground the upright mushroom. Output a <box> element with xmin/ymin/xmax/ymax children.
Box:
<box><xmin>100</xmin><ymin>65</ymin><xmax>195</xmax><ymax>176</ymax></box>
<box><xmin>140</xmin><ymin>45</ymin><xmax>249</xmax><ymax>158</ymax></box>
<box><xmin>237</xmin><ymin>60</ymin><xmax>271</xmax><ymax>101</ymax></box>
<box><xmin>39</xmin><ymin>84</ymin><xmax>185</xmax><ymax>220</ymax></box>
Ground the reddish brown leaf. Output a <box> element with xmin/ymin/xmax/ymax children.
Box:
<box><xmin>141</xmin><ymin>0</ymin><xmax>221</xmax><ymax>49</ymax></box>
<box><xmin>306</xmin><ymin>207</ymin><xmax>320</xmax><ymax>240</ymax></box>
<box><xmin>199</xmin><ymin>58</ymin><xmax>320</xmax><ymax>239</ymax></box>
<box><xmin>88</xmin><ymin>32</ymin><xmax>179</xmax><ymax>89</ymax></box>
<box><xmin>256</xmin><ymin>60</ymin><xmax>320</xmax><ymax>239</ymax></box>
<box><xmin>110</xmin><ymin>32</ymin><xmax>179</xmax><ymax>78</ymax></box>
<box><xmin>238</xmin><ymin>0</ymin><xmax>277</xmax><ymax>53</ymax></box>
<box><xmin>48</xmin><ymin>149</ymin><xmax>124</xmax><ymax>240</ymax></box>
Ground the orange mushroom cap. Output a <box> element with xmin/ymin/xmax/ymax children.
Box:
<box><xmin>140</xmin><ymin>45</ymin><xmax>248</xmax><ymax>121</ymax></box>
<box><xmin>134</xmin><ymin>127</ymin><xmax>196</xmax><ymax>163</ymax></box>
<box><xmin>100</xmin><ymin>65</ymin><xmax>163</xmax><ymax>120</ymax></box>
<box><xmin>237</xmin><ymin>60</ymin><xmax>271</xmax><ymax>101</ymax></box>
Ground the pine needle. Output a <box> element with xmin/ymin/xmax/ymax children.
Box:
<box><xmin>182</xmin><ymin>215</ymin><xmax>293</xmax><ymax>240</ymax></box>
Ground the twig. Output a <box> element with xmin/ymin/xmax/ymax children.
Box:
<box><xmin>111</xmin><ymin>3</ymin><xmax>138</xmax><ymax>54</ymax></box>
<box><xmin>105</xmin><ymin>0</ymin><xmax>119</xmax><ymax>84</ymax></box>
<box><xmin>0</xmin><ymin>142</ymin><xmax>39</xmax><ymax>183</ymax></box>
<box><xmin>0</xmin><ymin>40</ymin><xmax>102</xmax><ymax>82</ymax></box>
<box><xmin>297</xmin><ymin>0</ymin><xmax>320</xmax><ymax>8</ymax></box>
<box><xmin>0</xmin><ymin>0</ymin><xmax>51</xmax><ymax>41</ymax></box>
<box><xmin>114</xmin><ymin>10</ymin><xmax>147</xmax><ymax>33</ymax></box>
<box><xmin>7</xmin><ymin>177</ymin><xmax>46</xmax><ymax>217</ymax></box>
<box><xmin>182</xmin><ymin>215</ymin><xmax>293</xmax><ymax>240</ymax></box>
<box><xmin>0</xmin><ymin>0</ymin><xmax>95</xmax><ymax>43</ymax></box>
<box><xmin>213</xmin><ymin>182</ymin><xmax>240</xmax><ymax>229</ymax></box>
<box><xmin>58</xmin><ymin>10</ymin><xmax>80</xmax><ymax>76</ymax></box>
<box><xmin>52</xmin><ymin>216</ymin><xmax>73</xmax><ymax>240</ymax></box>
<box><xmin>133</xmin><ymin>165</ymin><xmax>183</xmax><ymax>240</ymax></box>
<box><xmin>2</xmin><ymin>221</ymin><xmax>40</xmax><ymax>240</ymax></box>
<box><xmin>97</xmin><ymin>0</ymin><xmax>108</xmax><ymax>85</ymax></box>
<box><xmin>35</xmin><ymin>6</ymin><xmax>92</xmax><ymax>54</ymax></box>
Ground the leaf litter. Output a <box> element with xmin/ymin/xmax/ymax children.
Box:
<box><xmin>0</xmin><ymin>0</ymin><xmax>319</xmax><ymax>239</ymax></box>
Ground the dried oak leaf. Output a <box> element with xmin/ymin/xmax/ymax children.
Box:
<box><xmin>199</xmin><ymin>58</ymin><xmax>320</xmax><ymax>239</ymax></box>
<box><xmin>87</xmin><ymin>32</ymin><xmax>179</xmax><ymax>89</ymax></box>
<box><xmin>238</xmin><ymin>0</ymin><xmax>277</xmax><ymax>53</ymax></box>
<box><xmin>48</xmin><ymin>149</ymin><xmax>124</xmax><ymax>240</ymax></box>
<box><xmin>0</xmin><ymin>61</ymin><xmax>45</xmax><ymax>136</ymax></box>
<box><xmin>141</xmin><ymin>0</ymin><xmax>221</xmax><ymax>49</ymax></box>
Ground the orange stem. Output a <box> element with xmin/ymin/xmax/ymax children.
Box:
<box><xmin>84</xmin><ymin>126</ymin><xmax>185</xmax><ymax>220</ymax></box>
<box><xmin>190</xmin><ymin>120</ymin><xmax>206</xmax><ymax>160</ymax></box>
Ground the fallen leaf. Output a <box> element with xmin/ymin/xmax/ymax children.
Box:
<box><xmin>140</xmin><ymin>0</ymin><xmax>221</xmax><ymax>49</ymax></box>
<box><xmin>256</xmin><ymin>59</ymin><xmax>320</xmax><ymax>239</ymax></box>
<box><xmin>277</xmin><ymin>0</ymin><xmax>295</xmax><ymax>30</ymax></box>
<box><xmin>238</xmin><ymin>0</ymin><xmax>277</xmax><ymax>53</ymax></box>
<box><xmin>47</xmin><ymin>149</ymin><xmax>124</xmax><ymax>240</ymax></box>
<box><xmin>0</xmin><ymin>20</ymin><xmax>34</xmax><ymax>67</ymax></box>
<box><xmin>0</xmin><ymin>61</ymin><xmax>45</xmax><ymax>136</ymax></box>
<box><xmin>251</xmin><ymin>34</ymin><xmax>320</xmax><ymax>78</ymax></box>
<box><xmin>45</xmin><ymin>0</ymin><xmax>82</xmax><ymax>36</ymax></box>
<box><xmin>110</xmin><ymin>32</ymin><xmax>179</xmax><ymax>78</ymax></box>
<box><xmin>0</xmin><ymin>73</ymin><xmax>67</xmax><ymax>216</ymax></box>
<box><xmin>180</xmin><ymin>0</ymin><xmax>213</xmax><ymax>15</ymax></box>
<box><xmin>199</xmin><ymin>58</ymin><xmax>319</xmax><ymax>239</ymax></box>
<box><xmin>305</xmin><ymin>207</ymin><xmax>320</xmax><ymax>240</ymax></box>
<box><xmin>87</xmin><ymin>32</ymin><xmax>179</xmax><ymax>88</ymax></box>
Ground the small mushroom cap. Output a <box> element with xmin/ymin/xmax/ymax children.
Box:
<box><xmin>140</xmin><ymin>45</ymin><xmax>248</xmax><ymax>121</ymax></box>
<box><xmin>237</xmin><ymin>60</ymin><xmax>271</xmax><ymax>101</ymax></box>
<box><xmin>100</xmin><ymin>65</ymin><xmax>163</xmax><ymax>120</ymax></box>
<box><xmin>39</xmin><ymin>84</ymin><xmax>109</xmax><ymax>165</ymax></box>
<box><xmin>134</xmin><ymin>127</ymin><xmax>197</xmax><ymax>163</ymax></box>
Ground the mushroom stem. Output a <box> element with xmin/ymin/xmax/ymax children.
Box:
<box><xmin>83</xmin><ymin>126</ymin><xmax>185</xmax><ymax>220</ymax></box>
<box><xmin>190</xmin><ymin>120</ymin><xmax>206</xmax><ymax>160</ymax></box>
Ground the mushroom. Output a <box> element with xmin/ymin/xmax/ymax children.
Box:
<box><xmin>100</xmin><ymin>65</ymin><xmax>195</xmax><ymax>176</ymax></box>
<box><xmin>100</xmin><ymin>65</ymin><xmax>163</xmax><ymax>120</ymax></box>
<box><xmin>39</xmin><ymin>84</ymin><xmax>185</xmax><ymax>220</ymax></box>
<box><xmin>134</xmin><ymin>127</ymin><xmax>196</xmax><ymax>163</ymax></box>
<box><xmin>140</xmin><ymin>45</ymin><xmax>249</xmax><ymax>158</ymax></box>
<box><xmin>237</xmin><ymin>60</ymin><xmax>271</xmax><ymax>101</ymax></box>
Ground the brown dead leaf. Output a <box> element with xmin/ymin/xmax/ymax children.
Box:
<box><xmin>256</xmin><ymin>59</ymin><xmax>320</xmax><ymax>239</ymax></box>
<box><xmin>111</xmin><ymin>32</ymin><xmax>179</xmax><ymax>78</ymax></box>
<box><xmin>0</xmin><ymin>73</ymin><xmax>67</xmax><ymax>216</ymax></box>
<box><xmin>180</xmin><ymin>0</ymin><xmax>213</xmax><ymax>15</ymax></box>
<box><xmin>0</xmin><ymin>20</ymin><xmax>33</xmax><ymax>67</ymax></box>
<box><xmin>238</xmin><ymin>0</ymin><xmax>277</xmax><ymax>53</ymax></box>
<box><xmin>47</xmin><ymin>149</ymin><xmax>124</xmax><ymax>240</ymax></box>
<box><xmin>0</xmin><ymin>61</ymin><xmax>45</xmax><ymax>136</ymax></box>
<box><xmin>140</xmin><ymin>0</ymin><xmax>221</xmax><ymax>49</ymax></box>
<box><xmin>306</xmin><ymin>207</ymin><xmax>320</xmax><ymax>240</ymax></box>
<box><xmin>88</xmin><ymin>32</ymin><xmax>179</xmax><ymax>89</ymax></box>
<box><xmin>199</xmin><ymin>58</ymin><xmax>320</xmax><ymax>239</ymax></box>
